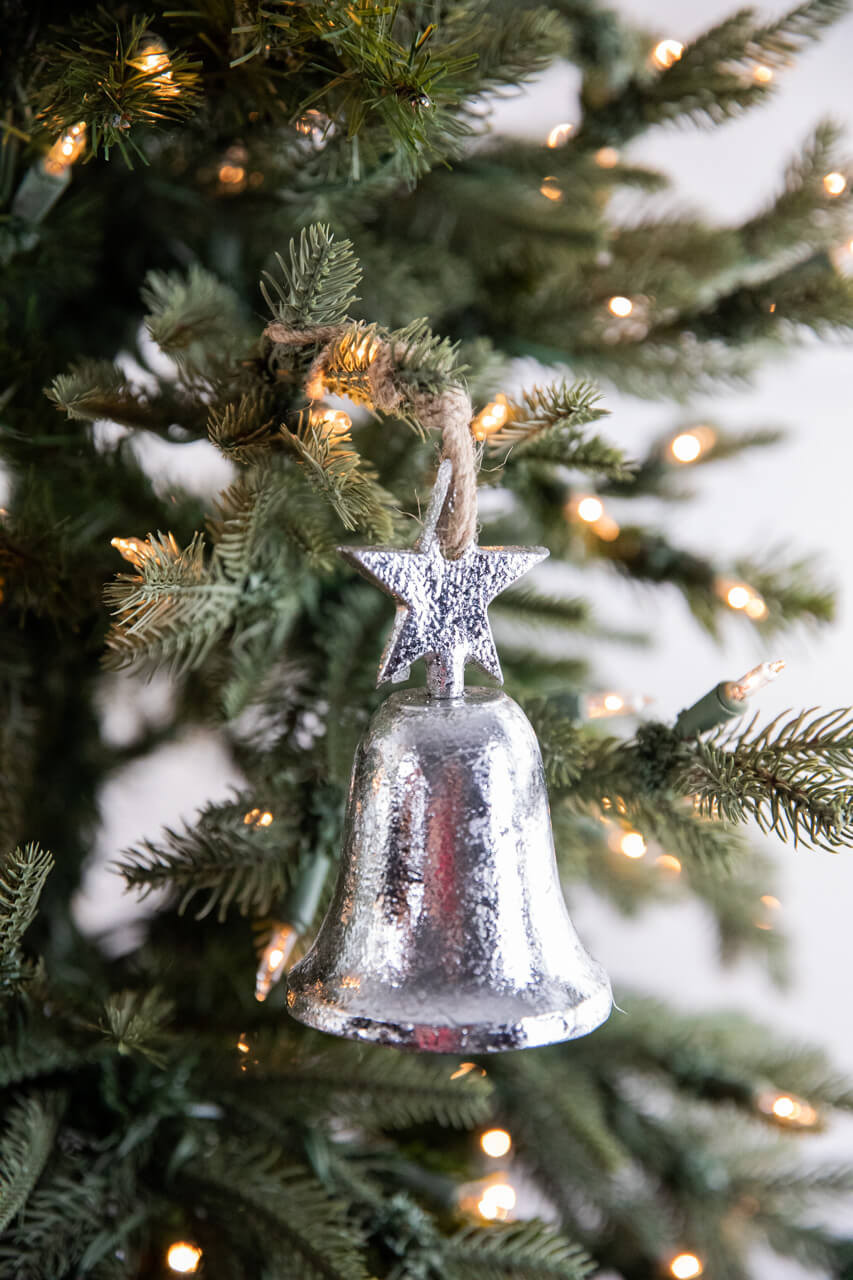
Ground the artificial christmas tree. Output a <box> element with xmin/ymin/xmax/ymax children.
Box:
<box><xmin>2</xmin><ymin>2</ymin><xmax>853</xmax><ymax>1276</ymax></box>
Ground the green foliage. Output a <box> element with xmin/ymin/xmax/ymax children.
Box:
<box><xmin>34</xmin><ymin>14</ymin><xmax>201</xmax><ymax>163</ymax></box>
<box><xmin>281</xmin><ymin>411</ymin><xmax>397</xmax><ymax>539</ymax></box>
<box><xmin>117</xmin><ymin>796</ymin><xmax>301</xmax><ymax>921</ymax></box>
<box><xmin>143</xmin><ymin>265</ymin><xmax>247</xmax><ymax>369</ymax></box>
<box><xmin>0</xmin><ymin>1092</ymin><xmax>64</xmax><ymax>1233</ymax></box>
<box><xmin>97</xmin><ymin>989</ymin><xmax>174</xmax><ymax>1066</ymax></box>
<box><xmin>187</xmin><ymin>1141</ymin><xmax>370</xmax><ymax>1279</ymax></box>
<box><xmin>483</xmin><ymin>380</ymin><xmax>630</xmax><ymax>481</ymax></box>
<box><xmin>440</xmin><ymin>1220</ymin><xmax>596</xmax><ymax>1280</ymax></box>
<box><xmin>678</xmin><ymin>708</ymin><xmax>853</xmax><ymax>849</ymax></box>
<box><xmin>262</xmin><ymin>225</ymin><xmax>362</xmax><ymax>329</ymax></box>
<box><xmin>0</xmin><ymin>843</ymin><xmax>53</xmax><ymax>990</ymax></box>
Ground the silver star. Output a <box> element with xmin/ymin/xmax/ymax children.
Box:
<box><xmin>339</xmin><ymin>461</ymin><xmax>547</xmax><ymax>697</ymax></box>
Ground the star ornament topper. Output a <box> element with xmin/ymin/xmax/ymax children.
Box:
<box><xmin>339</xmin><ymin>461</ymin><xmax>547</xmax><ymax>697</ymax></box>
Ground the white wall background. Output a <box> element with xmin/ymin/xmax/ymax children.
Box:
<box><xmin>75</xmin><ymin>5</ymin><xmax>853</xmax><ymax>1273</ymax></box>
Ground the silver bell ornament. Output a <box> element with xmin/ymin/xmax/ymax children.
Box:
<box><xmin>287</xmin><ymin>462</ymin><xmax>612</xmax><ymax>1052</ymax></box>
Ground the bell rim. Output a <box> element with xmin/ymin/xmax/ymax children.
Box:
<box><xmin>285</xmin><ymin>983</ymin><xmax>613</xmax><ymax>1054</ymax></box>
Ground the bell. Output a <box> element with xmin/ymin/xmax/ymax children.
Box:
<box><xmin>286</xmin><ymin>687</ymin><xmax>612</xmax><ymax>1052</ymax></box>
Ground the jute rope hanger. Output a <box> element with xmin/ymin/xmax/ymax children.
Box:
<box><xmin>265</xmin><ymin>320</ymin><xmax>478</xmax><ymax>559</ymax></box>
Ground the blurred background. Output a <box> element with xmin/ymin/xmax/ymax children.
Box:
<box><xmin>72</xmin><ymin>1</ymin><xmax>853</xmax><ymax>1264</ymax></box>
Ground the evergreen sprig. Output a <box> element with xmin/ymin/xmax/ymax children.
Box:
<box><xmin>0</xmin><ymin>1092</ymin><xmax>64</xmax><ymax>1233</ymax></box>
<box><xmin>262</xmin><ymin>225</ymin><xmax>362</xmax><ymax>329</ymax></box>
<box><xmin>484</xmin><ymin>380</ymin><xmax>630</xmax><ymax>480</ymax></box>
<box><xmin>440</xmin><ymin>1220</ymin><xmax>596</xmax><ymax>1280</ymax></box>
<box><xmin>677</xmin><ymin>708</ymin><xmax>853</xmax><ymax>849</ymax></box>
<box><xmin>0</xmin><ymin>843</ymin><xmax>53</xmax><ymax>990</ymax></box>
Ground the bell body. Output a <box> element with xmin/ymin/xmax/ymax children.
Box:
<box><xmin>287</xmin><ymin>689</ymin><xmax>612</xmax><ymax>1052</ymax></box>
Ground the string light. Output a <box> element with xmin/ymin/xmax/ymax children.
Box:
<box><xmin>669</xmin><ymin>425</ymin><xmax>715</xmax><ymax>463</ymax></box>
<box><xmin>218</xmin><ymin>144</ymin><xmax>248</xmax><ymax>193</ymax></box>
<box><xmin>585</xmin><ymin>692</ymin><xmax>652</xmax><ymax>719</ymax></box>
<box><xmin>236</xmin><ymin>1035</ymin><xmax>250</xmax><ymax>1054</ymax></box>
<box><xmin>653</xmin><ymin>39</ymin><xmax>685</xmax><ymax>69</ymax></box>
<box><xmin>725</xmin><ymin>659</ymin><xmax>785</xmax><ymax>702</ymax></box>
<box><xmin>243</xmin><ymin>808</ymin><xmax>274</xmax><ymax>827</ymax></box>
<box><xmin>619</xmin><ymin>831</ymin><xmax>647</xmax><ymax>859</ymax></box>
<box><xmin>670</xmin><ymin>1254</ymin><xmax>703</xmax><ymax>1279</ymax></box>
<box><xmin>43</xmin><ymin>122</ymin><xmax>87</xmax><ymax>177</ymax></box>
<box><xmin>480</xmin><ymin>1128</ymin><xmax>512</xmax><ymax>1158</ymax></box>
<box><xmin>132</xmin><ymin>34</ymin><xmax>177</xmax><ymax>97</ymax></box>
<box><xmin>595</xmin><ymin>147</ymin><xmax>620</xmax><ymax>168</ymax></box>
<box><xmin>546</xmin><ymin>122</ymin><xmax>573</xmax><ymax>148</ymax></box>
<box><xmin>717</xmin><ymin>578</ymin><xmax>768</xmax><ymax>618</ymax></box>
<box><xmin>255</xmin><ymin>922</ymin><xmax>298</xmax><ymax>1002</ymax></box>
<box><xmin>472</xmin><ymin>394</ymin><xmax>509</xmax><ymax>441</ymax></box>
<box><xmin>761</xmin><ymin>893</ymin><xmax>781</xmax><ymax>909</ymax></box>
<box><xmin>110</xmin><ymin>535</ymin><xmax>150</xmax><ymax>568</ymax></box>
<box><xmin>540</xmin><ymin>178</ymin><xmax>562</xmax><ymax>201</ymax></box>
<box><xmin>753</xmin><ymin>63</ymin><xmax>774</xmax><ymax>82</ymax></box>
<box><xmin>577</xmin><ymin>496</ymin><xmax>604</xmax><ymax>523</ymax></box>
<box><xmin>450</xmin><ymin>1061</ymin><xmax>486</xmax><ymax>1080</ymax></box>
<box><xmin>607</xmin><ymin>295</ymin><xmax>633</xmax><ymax>317</ymax></box>
<box><xmin>757</xmin><ymin>1089</ymin><xmax>820</xmax><ymax>1129</ymax></box>
<box><xmin>166</xmin><ymin>1242</ymin><xmax>203</xmax><ymax>1274</ymax></box>
<box><xmin>656</xmin><ymin>854</ymin><xmax>682</xmax><ymax>873</ymax></box>
<box><xmin>477</xmin><ymin>1182</ymin><xmax>516</xmax><ymax>1220</ymax></box>
<box><xmin>823</xmin><ymin>171</ymin><xmax>847</xmax><ymax>196</ymax></box>
<box><xmin>308</xmin><ymin>407</ymin><xmax>353</xmax><ymax>443</ymax></box>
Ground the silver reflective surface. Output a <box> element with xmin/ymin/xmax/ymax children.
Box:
<box><xmin>287</xmin><ymin>689</ymin><xmax>612</xmax><ymax>1052</ymax></box>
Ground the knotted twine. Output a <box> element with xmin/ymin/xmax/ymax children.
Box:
<box><xmin>265</xmin><ymin>321</ymin><xmax>478</xmax><ymax>559</ymax></box>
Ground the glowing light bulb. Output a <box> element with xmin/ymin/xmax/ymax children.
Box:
<box><xmin>577</xmin><ymin>496</ymin><xmax>604</xmax><ymax>523</ymax></box>
<box><xmin>726</xmin><ymin>584</ymin><xmax>751</xmax><ymax>610</ymax></box>
<box><xmin>653</xmin><ymin>39</ymin><xmax>684</xmax><ymax>69</ymax></box>
<box><xmin>450</xmin><ymin>1061</ymin><xmax>486</xmax><ymax>1080</ymax></box>
<box><xmin>309</xmin><ymin>408</ymin><xmax>352</xmax><ymax>443</ymax></box>
<box><xmin>477</xmin><ymin>1182</ymin><xmax>516</xmax><ymax>1220</ymax></box>
<box><xmin>540</xmin><ymin>179</ymin><xmax>562</xmax><ymax>201</ymax></box>
<box><xmin>110</xmin><ymin>535</ymin><xmax>149</xmax><ymax>568</ymax></box>
<box><xmin>670</xmin><ymin>1254</ymin><xmax>703</xmax><ymax>1279</ymax></box>
<box><xmin>757</xmin><ymin>1088</ymin><xmax>820</xmax><ymax>1129</ymax></box>
<box><xmin>167</xmin><ymin>1242</ymin><xmax>203</xmax><ymax>1274</ymax></box>
<box><xmin>760</xmin><ymin>894</ymin><xmax>781</xmax><ymax>909</ymax></box>
<box><xmin>480</xmin><ymin>1128</ymin><xmax>512</xmax><ymax>1158</ymax></box>
<box><xmin>744</xmin><ymin>595</ymin><xmax>768</xmax><ymax>620</ymax></box>
<box><xmin>595</xmin><ymin>147</ymin><xmax>620</xmax><ymax>168</ymax></box>
<box><xmin>255</xmin><ymin>922</ymin><xmax>298</xmax><ymax>1002</ymax></box>
<box><xmin>753</xmin><ymin>63</ymin><xmax>774</xmax><ymax>83</ymax></box>
<box><xmin>726</xmin><ymin>659</ymin><xmax>785</xmax><ymax>702</ymax></box>
<box><xmin>43</xmin><ymin>122</ymin><xmax>87</xmax><ymax>176</ymax></box>
<box><xmin>656</xmin><ymin>854</ymin><xmax>682</xmax><ymax>873</ymax></box>
<box><xmin>608</xmin><ymin>295</ymin><xmax>633</xmax><ymax>317</ymax></box>
<box><xmin>585</xmin><ymin>692</ymin><xmax>652</xmax><ymax>719</ymax></box>
<box><xmin>546</xmin><ymin>122</ymin><xmax>573</xmax><ymax>148</ymax></box>
<box><xmin>619</xmin><ymin>831</ymin><xmax>647</xmax><ymax>859</ymax></box>
<box><xmin>132</xmin><ymin>34</ymin><xmax>177</xmax><ymax>97</ymax></box>
<box><xmin>472</xmin><ymin>394</ymin><xmax>509</xmax><ymax>441</ymax></box>
<box><xmin>823</xmin><ymin>171</ymin><xmax>847</xmax><ymax>196</ymax></box>
<box><xmin>669</xmin><ymin>425</ymin><xmax>716</xmax><ymax>464</ymax></box>
<box><xmin>236</xmin><ymin>1035</ymin><xmax>250</xmax><ymax>1054</ymax></box>
<box><xmin>592</xmin><ymin>514</ymin><xmax>620</xmax><ymax>541</ymax></box>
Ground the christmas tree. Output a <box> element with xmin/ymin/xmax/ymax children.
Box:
<box><xmin>2</xmin><ymin>1</ymin><xmax>853</xmax><ymax>1276</ymax></box>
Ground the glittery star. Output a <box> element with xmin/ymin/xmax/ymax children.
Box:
<box><xmin>339</xmin><ymin>462</ymin><xmax>547</xmax><ymax>695</ymax></box>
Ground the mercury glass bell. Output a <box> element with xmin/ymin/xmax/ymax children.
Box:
<box><xmin>286</xmin><ymin>687</ymin><xmax>612</xmax><ymax>1051</ymax></box>
<box><xmin>286</xmin><ymin>460</ymin><xmax>612</xmax><ymax>1052</ymax></box>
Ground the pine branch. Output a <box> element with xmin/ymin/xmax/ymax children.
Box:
<box><xmin>240</xmin><ymin>1039</ymin><xmax>493</xmax><ymax>1130</ymax></box>
<box><xmin>143</xmin><ymin>265</ymin><xmax>247</xmax><ymax>368</ymax></box>
<box><xmin>281</xmin><ymin>413</ymin><xmax>397</xmax><ymax>539</ymax></box>
<box><xmin>0</xmin><ymin>1092</ymin><xmax>64</xmax><ymax>1233</ymax></box>
<box><xmin>262</xmin><ymin>225</ymin><xmax>361</xmax><ymax>329</ymax></box>
<box><xmin>483</xmin><ymin>380</ymin><xmax>630</xmax><ymax>481</ymax></box>
<box><xmin>577</xmin><ymin>0</ymin><xmax>849</xmax><ymax>148</ymax></box>
<box><xmin>117</xmin><ymin>796</ymin><xmax>303</xmax><ymax>920</ymax></box>
<box><xmin>0</xmin><ymin>843</ymin><xmax>53</xmax><ymax>991</ymax></box>
<box><xmin>187</xmin><ymin>1142</ymin><xmax>369</xmax><ymax>1280</ymax></box>
<box><xmin>441</xmin><ymin>1220</ymin><xmax>596</xmax><ymax>1280</ymax></box>
<box><xmin>676</xmin><ymin>709</ymin><xmax>853</xmax><ymax>849</ymax></box>
<box><xmin>96</xmin><ymin>989</ymin><xmax>174</xmax><ymax>1066</ymax></box>
<box><xmin>34</xmin><ymin>14</ymin><xmax>201</xmax><ymax>163</ymax></box>
<box><xmin>104</xmin><ymin>531</ymin><xmax>233</xmax><ymax>674</ymax></box>
<box><xmin>46</xmin><ymin>359</ymin><xmax>151</xmax><ymax>427</ymax></box>
<box><xmin>740</xmin><ymin>120</ymin><xmax>850</xmax><ymax>259</ymax></box>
